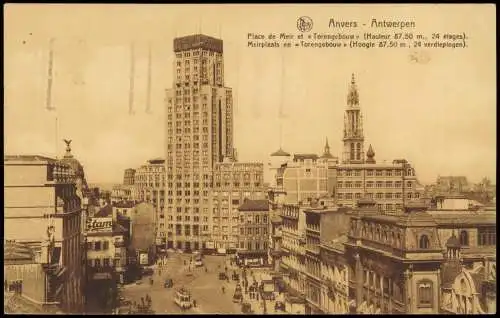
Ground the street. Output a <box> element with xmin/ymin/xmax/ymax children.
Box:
<box><xmin>118</xmin><ymin>253</ymin><xmax>245</xmax><ymax>314</ymax></box>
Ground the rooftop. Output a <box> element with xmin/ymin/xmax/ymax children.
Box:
<box><xmin>173</xmin><ymin>34</ymin><xmax>223</xmax><ymax>53</ymax></box>
<box><xmin>147</xmin><ymin>158</ymin><xmax>165</xmax><ymax>164</ymax></box>
<box><xmin>293</xmin><ymin>154</ymin><xmax>319</xmax><ymax>161</ymax></box>
<box><xmin>113</xmin><ymin>200</ymin><xmax>137</xmax><ymax>208</ymax></box>
<box><xmin>95</xmin><ymin>205</ymin><xmax>113</xmax><ymax>218</ymax></box>
<box><xmin>4</xmin><ymin>154</ymin><xmax>58</xmax><ymax>164</ymax></box>
<box><xmin>239</xmin><ymin>199</ymin><xmax>270</xmax><ymax>212</ymax></box>
<box><xmin>270</xmin><ymin>148</ymin><xmax>291</xmax><ymax>157</ymax></box>
<box><xmin>4</xmin><ymin>242</ymin><xmax>35</xmax><ymax>263</ymax></box>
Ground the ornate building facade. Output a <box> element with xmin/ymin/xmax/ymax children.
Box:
<box><xmin>4</xmin><ymin>152</ymin><xmax>85</xmax><ymax>313</ymax></box>
<box><xmin>336</xmin><ymin>75</ymin><xmax>424</xmax><ymax>211</ymax></box>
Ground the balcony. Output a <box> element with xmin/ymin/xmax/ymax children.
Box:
<box><xmin>306</xmin><ymin>224</ymin><xmax>320</xmax><ymax>233</ymax></box>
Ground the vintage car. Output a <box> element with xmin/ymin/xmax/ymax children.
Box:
<box><xmin>164</xmin><ymin>278</ymin><xmax>173</xmax><ymax>288</ymax></box>
<box><xmin>232</xmin><ymin>273</ymin><xmax>240</xmax><ymax>281</ymax></box>
<box><xmin>233</xmin><ymin>289</ymin><xmax>243</xmax><ymax>303</ymax></box>
<box><xmin>274</xmin><ymin>301</ymin><xmax>285</xmax><ymax>311</ymax></box>
<box><xmin>241</xmin><ymin>302</ymin><xmax>253</xmax><ymax>313</ymax></box>
<box><xmin>219</xmin><ymin>272</ymin><xmax>228</xmax><ymax>280</ymax></box>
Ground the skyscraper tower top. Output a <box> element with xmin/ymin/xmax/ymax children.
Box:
<box><xmin>173</xmin><ymin>34</ymin><xmax>223</xmax><ymax>53</ymax></box>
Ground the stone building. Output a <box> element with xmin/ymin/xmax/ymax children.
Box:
<box><xmin>345</xmin><ymin>200</ymin><xmax>444</xmax><ymax>314</ymax></box>
<box><xmin>236</xmin><ymin>199</ymin><xmax>271</xmax><ymax>266</ymax></box>
<box><xmin>319</xmin><ymin>236</ymin><xmax>350</xmax><ymax>314</ymax></box>
<box><xmin>84</xmin><ymin>212</ymin><xmax>128</xmax><ymax>312</ymax></box>
<box><xmin>134</xmin><ymin>158</ymin><xmax>166</xmax><ymax>245</ymax></box>
<box><xmin>335</xmin><ymin>75</ymin><xmax>424</xmax><ymax>211</ymax></box>
<box><xmin>4</xmin><ymin>153</ymin><xmax>85</xmax><ymax>313</ymax></box>
<box><xmin>165</xmin><ymin>34</ymin><xmax>235</xmax><ymax>251</ymax></box>
<box><xmin>303</xmin><ymin>198</ymin><xmax>351</xmax><ymax>314</ymax></box>
<box><xmin>211</xmin><ymin>161</ymin><xmax>265</xmax><ymax>251</ymax></box>
<box><xmin>123</xmin><ymin>168</ymin><xmax>136</xmax><ymax>186</ymax></box>
<box><xmin>273</xmin><ymin>150</ymin><xmax>337</xmax><ymax>205</ymax></box>
<box><xmin>279</xmin><ymin>203</ymin><xmax>308</xmax><ymax>312</ymax></box>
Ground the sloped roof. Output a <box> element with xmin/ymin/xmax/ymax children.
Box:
<box><xmin>293</xmin><ymin>154</ymin><xmax>318</xmax><ymax>161</ymax></box>
<box><xmin>95</xmin><ymin>204</ymin><xmax>113</xmax><ymax>217</ymax></box>
<box><xmin>113</xmin><ymin>223</ymin><xmax>128</xmax><ymax>234</ymax></box>
<box><xmin>270</xmin><ymin>148</ymin><xmax>291</xmax><ymax>157</ymax></box>
<box><xmin>320</xmin><ymin>152</ymin><xmax>334</xmax><ymax>159</ymax></box>
<box><xmin>239</xmin><ymin>199</ymin><xmax>270</xmax><ymax>212</ymax></box>
<box><xmin>4</xmin><ymin>242</ymin><xmax>35</xmax><ymax>263</ymax></box>
<box><xmin>4</xmin><ymin>154</ymin><xmax>57</xmax><ymax>163</ymax></box>
<box><xmin>113</xmin><ymin>200</ymin><xmax>136</xmax><ymax>208</ymax></box>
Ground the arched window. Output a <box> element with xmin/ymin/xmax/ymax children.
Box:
<box><xmin>356</xmin><ymin>143</ymin><xmax>361</xmax><ymax>160</ymax></box>
<box><xmin>460</xmin><ymin>230</ymin><xmax>469</xmax><ymax>246</ymax></box>
<box><xmin>419</xmin><ymin>235</ymin><xmax>430</xmax><ymax>249</ymax></box>
<box><xmin>417</xmin><ymin>280</ymin><xmax>433</xmax><ymax>308</ymax></box>
<box><xmin>350</xmin><ymin>143</ymin><xmax>355</xmax><ymax>160</ymax></box>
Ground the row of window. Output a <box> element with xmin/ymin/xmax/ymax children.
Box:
<box><xmin>87</xmin><ymin>240</ymin><xmax>112</xmax><ymax>251</ymax></box>
<box><xmin>239</xmin><ymin>240</ymin><xmax>268</xmax><ymax>250</ymax></box>
<box><xmin>338</xmin><ymin>168</ymin><xmax>414</xmax><ymax>177</ymax></box>
<box><xmin>167</xmin><ymin>120</ymin><xmax>210</xmax><ymax>128</ymax></box>
<box><xmin>87</xmin><ymin>258</ymin><xmax>121</xmax><ymax>268</ymax></box>
<box><xmin>239</xmin><ymin>227</ymin><xmax>268</xmax><ymax>235</ymax></box>
<box><xmin>338</xmin><ymin>181</ymin><xmax>412</xmax><ymax>188</ymax></box>
<box><xmin>337</xmin><ymin>192</ymin><xmax>419</xmax><ymax>200</ymax></box>
<box><xmin>167</xmin><ymin>104</ymin><xmax>209</xmax><ymax>113</ymax></box>
<box><xmin>176</xmin><ymin>49</ymin><xmax>218</xmax><ymax>58</ymax></box>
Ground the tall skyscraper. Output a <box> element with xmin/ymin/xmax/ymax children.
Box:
<box><xmin>165</xmin><ymin>34</ymin><xmax>234</xmax><ymax>251</ymax></box>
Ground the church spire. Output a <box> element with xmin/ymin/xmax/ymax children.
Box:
<box><xmin>321</xmin><ymin>137</ymin><xmax>334</xmax><ymax>159</ymax></box>
<box><xmin>347</xmin><ymin>73</ymin><xmax>359</xmax><ymax>107</ymax></box>
<box><xmin>342</xmin><ymin>73</ymin><xmax>365</xmax><ymax>164</ymax></box>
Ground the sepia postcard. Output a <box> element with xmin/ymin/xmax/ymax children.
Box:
<box><xmin>3</xmin><ymin>3</ymin><xmax>496</xmax><ymax>315</ymax></box>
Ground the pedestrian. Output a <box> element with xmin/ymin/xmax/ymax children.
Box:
<box><xmin>205</xmin><ymin>267</ymin><xmax>208</xmax><ymax>273</ymax></box>
<box><xmin>193</xmin><ymin>299</ymin><xmax>197</xmax><ymax>307</ymax></box>
<box><xmin>221</xmin><ymin>286</ymin><xmax>225</xmax><ymax>294</ymax></box>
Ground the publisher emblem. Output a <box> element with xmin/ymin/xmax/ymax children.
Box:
<box><xmin>297</xmin><ymin>16</ymin><xmax>313</xmax><ymax>32</ymax></box>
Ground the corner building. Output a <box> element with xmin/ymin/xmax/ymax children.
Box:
<box><xmin>165</xmin><ymin>34</ymin><xmax>234</xmax><ymax>250</ymax></box>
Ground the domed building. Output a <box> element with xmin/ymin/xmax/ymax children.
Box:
<box><xmin>59</xmin><ymin>140</ymin><xmax>89</xmax><ymax>201</ymax></box>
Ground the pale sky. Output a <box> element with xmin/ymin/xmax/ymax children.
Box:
<box><xmin>4</xmin><ymin>4</ymin><xmax>496</xmax><ymax>185</ymax></box>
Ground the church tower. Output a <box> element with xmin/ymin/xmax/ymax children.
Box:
<box><xmin>342</xmin><ymin>74</ymin><xmax>365</xmax><ymax>163</ymax></box>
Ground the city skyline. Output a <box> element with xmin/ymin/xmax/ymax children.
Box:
<box><xmin>4</xmin><ymin>4</ymin><xmax>496</xmax><ymax>185</ymax></box>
